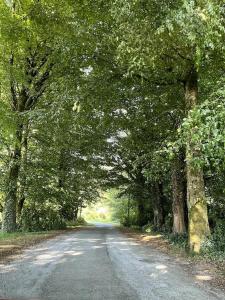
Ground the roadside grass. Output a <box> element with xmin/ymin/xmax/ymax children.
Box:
<box><xmin>66</xmin><ymin>217</ymin><xmax>88</xmax><ymax>228</ymax></box>
<box><xmin>0</xmin><ymin>217</ymin><xmax>95</xmax><ymax>262</ymax></box>
<box><xmin>0</xmin><ymin>228</ymin><xmax>75</xmax><ymax>262</ymax></box>
<box><xmin>0</xmin><ymin>230</ymin><xmax>62</xmax><ymax>243</ymax></box>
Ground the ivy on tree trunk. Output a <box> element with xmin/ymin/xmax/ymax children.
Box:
<box><xmin>185</xmin><ymin>67</ymin><xmax>210</xmax><ymax>253</ymax></box>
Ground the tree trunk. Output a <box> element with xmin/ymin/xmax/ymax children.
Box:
<box><xmin>185</xmin><ymin>67</ymin><xmax>210</xmax><ymax>252</ymax></box>
<box><xmin>17</xmin><ymin>122</ymin><xmax>29</xmax><ymax>221</ymax></box>
<box><xmin>152</xmin><ymin>183</ymin><xmax>164</xmax><ymax>229</ymax></box>
<box><xmin>127</xmin><ymin>197</ymin><xmax>131</xmax><ymax>227</ymax></box>
<box><xmin>172</xmin><ymin>153</ymin><xmax>186</xmax><ymax>234</ymax></box>
<box><xmin>2</xmin><ymin>123</ymin><xmax>23</xmax><ymax>232</ymax></box>
<box><xmin>137</xmin><ymin>199</ymin><xmax>145</xmax><ymax>227</ymax></box>
<box><xmin>73</xmin><ymin>207</ymin><xmax>79</xmax><ymax>221</ymax></box>
<box><xmin>17</xmin><ymin>196</ymin><xmax>25</xmax><ymax>220</ymax></box>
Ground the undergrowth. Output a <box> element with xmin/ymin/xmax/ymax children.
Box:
<box><xmin>142</xmin><ymin>222</ymin><xmax>225</xmax><ymax>261</ymax></box>
<box><xmin>66</xmin><ymin>217</ymin><xmax>87</xmax><ymax>227</ymax></box>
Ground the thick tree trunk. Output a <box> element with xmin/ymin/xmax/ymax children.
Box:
<box><xmin>17</xmin><ymin>123</ymin><xmax>29</xmax><ymax>221</ymax></box>
<box><xmin>172</xmin><ymin>153</ymin><xmax>186</xmax><ymax>234</ymax></box>
<box><xmin>2</xmin><ymin>123</ymin><xmax>23</xmax><ymax>232</ymax></box>
<box><xmin>152</xmin><ymin>183</ymin><xmax>164</xmax><ymax>229</ymax></box>
<box><xmin>137</xmin><ymin>199</ymin><xmax>146</xmax><ymax>227</ymax></box>
<box><xmin>17</xmin><ymin>196</ymin><xmax>25</xmax><ymax>220</ymax></box>
<box><xmin>134</xmin><ymin>170</ymin><xmax>147</xmax><ymax>227</ymax></box>
<box><xmin>2</xmin><ymin>160</ymin><xmax>19</xmax><ymax>232</ymax></box>
<box><xmin>185</xmin><ymin>67</ymin><xmax>210</xmax><ymax>252</ymax></box>
<box><xmin>58</xmin><ymin>149</ymin><xmax>66</xmax><ymax>189</ymax></box>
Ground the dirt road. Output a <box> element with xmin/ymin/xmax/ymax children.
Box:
<box><xmin>0</xmin><ymin>224</ymin><xmax>224</xmax><ymax>300</ymax></box>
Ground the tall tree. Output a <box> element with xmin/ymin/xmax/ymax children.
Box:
<box><xmin>110</xmin><ymin>0</ymin><xmax>225</xmax><ymax>252</ymax></box>
<box><xmin>0</xmin><ymin>0</ymin><xmax>87</xmax><ymax>231</ymax></box>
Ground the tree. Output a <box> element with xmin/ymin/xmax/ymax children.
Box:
<box><xmin>0</xmin><ymin>0</ymin><xmax>97</xmax><ymax>231</ymax></box>
<box><xmin>110</xmin><ymin>0</ymin><xmax>225</xmax><ymax>252</ymax></box>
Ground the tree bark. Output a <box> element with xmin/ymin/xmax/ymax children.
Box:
<box><xmin>2</xmin><ymin>123</ymin><xmax>23</xmax><ymax>232</ymax></box>
<box><xmin>137</xmin><ymin>199</ymin><xmax>146</xmax><ymax>227</ymax></box>
<box><xmin>185</xmin><ymin>66</ymin><xmax>210</xmax><ymax>252</ymax></box>
<box><xmin>17</xmin><ymin>122</ymin><xmax>29</xmax><ymax>221</ymax></box>
<box><xmin>152</xmin><ymin>183</ymin><xmax>164</xmax><ymax>229</ymax></box>
<box><xmin>172</xmin><ymin>153</ymin><xmax>186</xmax><ymax>234</ymax></box>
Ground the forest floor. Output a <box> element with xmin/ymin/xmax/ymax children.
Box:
<box><xmin>0</xmin><ymin>228</ymin><xmax>80</xmax><ymax>263</ymax></box>
<box><xmin>120</xmin><ymin>227</ymin><xmax>225</xmax><ymax>293</ymax></box>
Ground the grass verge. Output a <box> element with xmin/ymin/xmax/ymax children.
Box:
<box><xmin>0</xmin><ymin>228</ymin><xmax>77</xmax><ymax>263</ymax></box>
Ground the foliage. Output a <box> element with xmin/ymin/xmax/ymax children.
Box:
<box><xmin>142</xmin><ymin>223</ymin><xmax>154</xmax><ymax>233</ymax></box>
<box><xmin>21</xmin><ymin>204</ymin><xmax>66</xmax><ymax>232</ymax></box>
<box><xmin>211</xmin><ymin>222</ymin><xmax>225</xmax><ymax>252</ymax></box>
<box><xmin>167</xmin><ymin>233</ymin><xmax>188</xmax><ymax>250</ymax></box>
<box><xmin>67</xmin><ymin>217</ymin><xmax>87</xmax><ymax>227</ymax></box>
<box><xmin>0</xmin><ymin>0</ymin><xmax>224</xmax><ymax>257</ymax></box>
<box><xmin>179</xmin><ymin>82</ymin><xmax>225</xmax><ymax>170</ymax></box>
<box><xmin>201</xmin><ymin>221</ymin><xmax>225</xmax><ymax>258</ymax></box>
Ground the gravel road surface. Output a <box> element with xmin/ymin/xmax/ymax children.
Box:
<box><xmin>0</xmin><ymin>224</ymin><xmax>224</xmax><ymax>300</ymax></box>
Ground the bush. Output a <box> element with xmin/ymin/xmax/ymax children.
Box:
<box><xmin>21</xmin><ymin>205</ymin><xmax>66</xmax><ymax>232</ymax></box>
<box><xmin>201</xmin><ymin>221</ymin><xmax>225</xmax><ymax>257</ymax></box>
<box><xmin>167</xmin><ymin>233</ymin><xmax>188</xmax><ymax>249</ymax></box>
<box><xmin>67</xmin><ymin>217</ymin><xmax>87</xmax><ymax>227</ymax></box>
<box><xmin>121</xmin><ymin>216</ymin><xmax>131</xmax><ymax>227</ymax></box>
<box><xmin>130</xmin><ymin>225</ymin><xmax>141</xmax><ymax>230</ymax></box>
<box><xmin>142</xmin><ymin>223</ymin><xmax>154</xmax><ymax>233</ymax></box>
<box><xmin>211</xmin><ymin>221</ymin><xmax>225</xmax><ymax>252</ymax></box>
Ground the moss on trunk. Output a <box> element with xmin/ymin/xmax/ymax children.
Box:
<box><xmin>185</xmin><ymin>66</ymin><xmax>210</xmax><ymax>253</ymax></box>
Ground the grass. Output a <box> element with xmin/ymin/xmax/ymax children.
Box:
<box><xmin>0</xmin><ymin>229</ymin><xmax>73</xmax><ymax>262</ymax></box>
<box><xmin>0</xmin><ymin>231</ymin><xmax>52</xmax><ymax>240</ymax></box>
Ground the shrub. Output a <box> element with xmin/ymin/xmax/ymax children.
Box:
<box><xmin>21</xmin><ymin>205</ymin><xmax>66</xmax><ymax>232</ymax></box>
<box><xmin>167</xmin><ymin>233</ymin><xmax>188</xmax><ymax>249</ymax></box>
<box><xmin>201</xmin><ymin>221</ymin><xmax>225</xmax><ymax>257</ymax></box>
<box><xmin>211</xmin><ymin>221</ymin><xmax>225</xmax><ymax>252</ymax></box>
<box><xmin>67</xmin><ymin>217</ymin><xmax>87</xmax><ymax>226</ymax></box>
<box><xmin>142</xmin><ymin>223</ymin><xmax>154</xmax><ymax>233</ymax></box>
<box><xmin>130</xmin><ymin>225</ymin><xmax>141</xmax><ymax>230</ymax></box>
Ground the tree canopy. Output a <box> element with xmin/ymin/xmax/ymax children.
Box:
<box><xmin>0</xmin><ymin>0</ymin><xmax>225</xmax><ymax>253</ymax></box>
